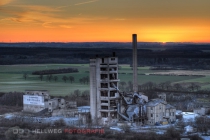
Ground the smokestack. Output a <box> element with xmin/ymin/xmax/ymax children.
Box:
<box><xmin>132</xmin><ymin>34</ymin><xmax>138</xmax><ymax>93</ymax></box>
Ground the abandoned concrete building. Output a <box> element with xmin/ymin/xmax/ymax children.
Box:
<box><xmin>23</xmin><ymin>90</ymin><xmax>90</xmax><ymax>124</ymax></box>
<box><xmin>89</xmin><ymin>34</ymin><xmax>176</xmax><ymax>125</ymax></box>
<box><xmin>23</xmin><ymin>90</ymin><xmax>77</xmax><ymax>115</ymax></box>
<box><xmin>23</xmin><ymin>90</ymin><xmax>50</xmax><ymax>113</ymax></box>
<box><xmin>89</xmin><ymin>52</ymin><xmax>119</xmax><ymax>123</ymax></box>
<box><xmin>146</xmin><ymin>98</ymin><xmax>176</xmax><ymax>125</ymax></box>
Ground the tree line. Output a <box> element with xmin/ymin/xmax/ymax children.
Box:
<box><xmin>23</xmin><ymin>73</ymin><xmax>89</xmax><ymax>84</ymax></box>
<box><xmin>119</xmin><ymin>81</ymin><xmax>202</xmax><ymax>93</ymax></box>
<box><xmin>0</xmin><ymin>92</ymin><xmax>23</xmax><ymax>106</ymax></box>
<box><xmin>67</xmin><ymin>89</ymin><xmax>90</xmax><ymax>106</ymax></box>
<box><xmin>32</xmin><ymin>68</ymin><xmax>78</xmax><ymax>75</ymax></box>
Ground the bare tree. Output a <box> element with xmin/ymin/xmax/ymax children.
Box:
<box><xmin>82</xmin><ymin>77</ymin><xmax>86</xmax><ymax>84</ymax></box>
<box><xmin>81</xmin><ymin>90</ymin><xmax>89</xmax><ymax>100</ymax></box>
<box><xmin>39</xmin><ymin>74</ymin><xmax>43</xmax><ymax>81</ymax></box>
<box><xmin>195</xmin><ymin>116</ymin><xmax>210</xmax><ymax>134</ymax></box>
<box><xmin>158</xmin><ymin>82</ymin><xmax>166</xmax><ymax>90</ymax></box>
<box><xmin>79</xmin><ymin>78</ymin><xmax>82</xmax><ymax>84</ymax></box>
<box><xmin>165</xmin><ymin>81</ymin><xmax>172</xmax><ymax>91</ymax></box>
<box><xmin>62</xmin><ymin>75</ymin><xmax>68</xmax><ymax>83</ymax></box>
<box><xmin>85</xmin><ymin>76</ymin><xmax>89</xmax><ymax>84</ymax></box>
<box><xmin>73</xmin><ymin>89</ymin><xmax>81</xmax><ymax>97</ymax></box>
<box><xmin>79</xmin><ymin>76</ymin><xmax>89</xmax><ymax>84</ymax></box>
<box><xmin>138</xmin><ymin>84</ymin><xmax>142</xmax><ymax>91</ymax></box>
<box><xmin>46</xmin><ymin>75</ymin><xmax>50</xmax><ymax>81</ymax></box>
<box><xmin>187</xmin><ymin>82</ymin><xmax>198</xmax><ymax>92</ymax></box>
<box><xmin>46</xmin><ymin>75</ymin><xmax>53</xmax><ymax>82</ymax></box>
<box><xmin>195</xmin><ymin>84</ymin><xmax>201</xmax><ymax>91</ymax></box>
<box><xmin>173</xmin><ymin>83</ymin><xmax>182</xmax><ymax>91</ymax></box>
<box><xmin>53</xmin><ymin>76</ymin><xmax>58</xmax><ymax>82</ymax></box>
<box><xmin>69</xmin><ymin>76</ymin><xmax>74</xmax><ymax>83</ymax></box>
<box><xmin>49</xmin><ymin>74</ymin><xmax>53</xmax><ymax>81</ymax></box>
<box><xmin>165</xmin><ymin>126</ymin><xmax>180</xmax><ymax>139</ymax></box>
<box><xmin>23</xmin><ymin>73</ymin><xmax>28</xmax><ymax>80</ymax></box>
<box><xmin>147</xmin><ymin>82</ymin><xmax>156</xmax><ymax>90</ymax></box>
<box><xmin>127</xmin><ymin>81</ymin><xmax>133</xmax><ymax>91</ymax></box>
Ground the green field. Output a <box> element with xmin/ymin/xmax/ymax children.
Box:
<box><xmin>0</xmin><ymin>64</ymin><xmax>209</xmax><ymax>96</ymax></box>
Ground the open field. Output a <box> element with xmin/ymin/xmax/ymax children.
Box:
<box><xmin>149</xmin><ymin>70</ymin><xmax>210</xmax><ymax>76</ymax></box>
<box><xmin>0</xmin><ymin>64</ymin><xmax>209</xmax><ymax>96</ymax></box>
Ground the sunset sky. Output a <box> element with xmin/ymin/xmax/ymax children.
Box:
<box><xmin>0</xmin><ymin>0</ymin><xmax>210</xmax><ymax>42</ymax></box>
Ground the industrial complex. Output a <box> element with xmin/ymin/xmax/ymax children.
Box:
<box><xmin>89</xmin><ymin>34</ymin><xmax>176</xmax><ymax>125</ymax></box>
<box><xmin>21</xmin><ymin>34</ymin><xmax>176</xmax><ymax>126</ymax></box>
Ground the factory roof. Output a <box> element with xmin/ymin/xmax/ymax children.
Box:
<box><xmin>146</xmin><ymin>98</ymin><xmax>166</xmax><ymax>107</ymax></box>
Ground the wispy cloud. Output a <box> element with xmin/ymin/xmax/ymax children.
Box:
<box><xmin>0</xmin><ymin>1</ymin><xmax>106</xmax><ymax>29</ymax></box>
<box><xmin>57</xmin><ymin>0</ymin><xmax>99</xmax><ymax>9</ymax></box>
<box><xmin>0</xmin><ymin>0</ymin><xmax>14</xmax><ymax>6</ymax></box>
<box><xmin>16</xmin><ymin>5</ymin><xmax>60</xmax><ymax>12</ymax></box>
<box><xmin>42</xmin><ymin>22</ymin><xmax>55</xmax><ymax>28</ymax></box>
<box><xmin>75</xmin><ymin>0</ymin><xmax>98</xmax><ymax>6</ymax></box>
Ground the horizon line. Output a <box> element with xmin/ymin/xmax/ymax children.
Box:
<box><xmin>1</xmin><ymin>41</ymin><xmax>210</xmax><ymax>44</ymax></box>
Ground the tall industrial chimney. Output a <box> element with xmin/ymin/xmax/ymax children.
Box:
<box><xmin>132</xmin><ymin>34</ymin><xmax>138</xmax><ymax>93</ymax></box>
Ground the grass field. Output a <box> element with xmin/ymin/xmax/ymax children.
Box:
<box><xmin>0</xmin><ymin>64</ymin><xmax>209</xmax><ymax>96</ymax></box>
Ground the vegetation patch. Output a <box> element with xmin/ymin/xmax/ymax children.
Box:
<box><xmin>32</xmin><ymin>68</ymin><xmax>78</xmax><ymax>75</ymax></box>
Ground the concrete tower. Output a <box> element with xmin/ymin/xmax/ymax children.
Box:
<box><xmin>132</xmin><ymin>34</ymin><xmax>138</xmax><ymax>92</ymax></box>
<box><xmin>89</xmin><ymin>53</ymin><xmax>120</xmax><ymax>124</ymax></box>
<box><xmin>89</xmin><ymin>58</ymin><xmax>97</xmax><ymax>120</ymax></box>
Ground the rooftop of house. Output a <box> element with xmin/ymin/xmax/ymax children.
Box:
<box><xmin>166</xmin><ymin>104</ymin><xmax>176</xmax><ymax>109</ymax></box>
<box><xmin>146</xmin><ymin>98</ymin><xmax>167</xmax><ymax>107</ymax></box>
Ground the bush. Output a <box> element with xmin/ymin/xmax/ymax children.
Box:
<box><xmin>165</xmin><ymin>126</ymin><xmax>180</xmax><ymax>139</ymax></box>
<box><xmin>53</xmin><ymin>119</ymin><xmax>66</xmax><ymax>127</ymax></box>
<box><xmin>189</xmin><ymin>134</ymin><xmax>203</xmax><ymax>140</ymax></box>
<box><xmin>38</xmin><ymin>133</ymin><xmax>68</xmax><ymax>140</ymax></box>
<box><xmin>0</xmin><ymin>92</ymin><xmax>23</xmax><ymax>106</ymax></box>
<box><xmin>120</xmin><ymin>124</ymin><xmax>130</xmax><ymax>133</ymax></box>
<box><xmin>5</xmin><ymin>126</ymin><xmax>20</xmax><ymax>140</ymax></box>
<box><xmin>32</xmin><ymin>68</ymin><xmax>78</xmax><ymax>75</ymax></box>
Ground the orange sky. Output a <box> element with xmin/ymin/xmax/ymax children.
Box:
<box><xmin>0</xmin><ymin>0</ymin><xmax>210</xmax><ymax>42</ymax></box>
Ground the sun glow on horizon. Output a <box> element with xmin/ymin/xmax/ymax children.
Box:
<box><xmin>0</xmin><ymin>0</ymin><xmax>210</xmax><ymax>43</ymax></box>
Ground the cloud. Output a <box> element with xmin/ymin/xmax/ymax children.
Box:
<box><xmin>56</xmin><ymin>0</ymin><xmax>99</xmax><ymax>9</ymax></box>
<box><xmin>0</xmin><ymin>1</ymin><xmax>107</xmax><ymax>29</ymax></box>
<box><xmin>0</xmin><ymin>0</ymin><xmax>14</xmax><ymax>6</ymax></box>
<box><xmin>16</xmin><ymin>5</ymin><xmax>60</xmax><ymax>12</ymax></box>
<box><xmin>0</xmin><ymin>4</ymin><xmax>61</xmax><ymax>23</ymax></box>
<box><xmin>75</xmin><ymin>0</ymin><xmax>98</xmax><ymax>6</ymax></box>
<box><xmin>42</xmin><ymin>22</ymin><xmax>55</xmax><ymax>28</ymax></box>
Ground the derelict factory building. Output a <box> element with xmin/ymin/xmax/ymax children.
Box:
<box><xmin>89</xmin><ymin>34</ymin><xmax>176</xmax><ymax>125</ymax></box>
<box><xmin>89</xmin><ymin>53</ymin><xmax>119</xmax><ymax>122</ymax></box>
